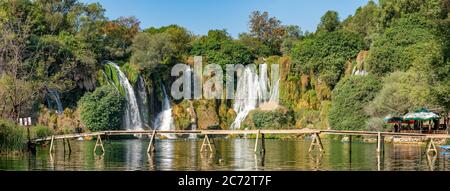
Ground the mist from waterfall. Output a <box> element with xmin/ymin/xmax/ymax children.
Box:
<box><xmin>111</xmin><ymin>63</ymin><xmax>143</xmax><ymax>131</ymax></box>
<box><xmin>153</xmin><ymin>84</ymin><xmax>176</xmax><ymax>138</ymax></box>
<box><xmin>230</xmin><ymin>64</ymin><xmax>279</xmax><ymax>130</ymax></box>
<box><xmin>47</xmin><ymin>89</ymin><xmax>64</xmax><ymax>115</ymax></box>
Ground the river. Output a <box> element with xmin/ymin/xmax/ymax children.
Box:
<box><xmin>0</xmin><ymin>139</ymin><xmax>449</xmax><ymax>171</ymax></box>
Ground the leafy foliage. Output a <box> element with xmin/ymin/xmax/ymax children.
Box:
<box><xmin>291</xmin><ymin>30</ymin><xmax>364</xmax><ymax>87</ymax></box>
<box><xmin>317</xmin><ymin>11</ymin><xmax>340</xmax><ymax>33</ymax></box>
<box><xmin>0</xmin><ymin>119</ymin><xmax>25</xmax><ymax>153</ymax></box>
<box><xmin>191</xmin><ymin>30</ymin><xmax>254</xmax><ymax>67</ymax></box>
<box><xmin>329</xmin><ymin>75</ymin><xmax>382</xmax><ymax>130</ymax></box>
<box><xmin>252</xmin><ymin>110</ymin><xmax>292</xmax><ymax>129</ymax></box>
<box><xmin>366</xmin><ymin>15</ymin><xmax>442</xmax><ymax>76</ymax></box>
<box><xmin>367</xmin><ymin>71</ymin><xmax>435</xmax><ymax>117</ymax></box>
<box><xmin>33</xmin><ymin>125</ymin><xmax>54</xmax><ymax>139</ymax></box>
<box><xmin>80</xmin><ymin>85</ymin><xmax>125</xmax><ymax>131</ymax></box>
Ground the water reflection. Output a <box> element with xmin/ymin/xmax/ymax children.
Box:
<box><xmin>1</xmin><ymin>139</ymin><xmax>450</xmax><ymax>171</ymax></box>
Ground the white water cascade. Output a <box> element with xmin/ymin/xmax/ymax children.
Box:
<box><xmin>153</xmin><ymin>84</ymin><xmax>176</xmax><ymax>138</ymax></box>
<box><xmin>230</xmin><ymin>64</ymin><xmax>279</xmax><ymax>130</ymax></box>
<box><xmin>47</xmin><ymin>89</ymin><xmax>64</xmax><ymax>115</ymax></box>
<box><xmin>111</xmin><ymin>63</ymin><xmax>144</xmax><ymax>131</ymax></box>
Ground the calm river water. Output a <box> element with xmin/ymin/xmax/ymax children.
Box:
<box><xmin>1</xmin><ymin>138</ymin><xmax>449</xmax><ymax>171</ymax></box>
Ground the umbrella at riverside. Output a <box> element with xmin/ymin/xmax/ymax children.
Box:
<box><xmin>403</xmin><ymin>108</ymin><xmax>440</xmax><ymax>121</ymax></box>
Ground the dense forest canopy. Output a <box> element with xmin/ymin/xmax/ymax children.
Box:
<box><xmin>0</xmin><ymin>0</ymin><xmax>449</xmax><ymax>138</ymax></box>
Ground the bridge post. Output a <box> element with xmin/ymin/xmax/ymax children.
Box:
<box><xmin>426</xmin><ymin>138</ymin><xmax>438</xmax><ymax>155</ymax></box>
<box><xmin>254</xmin><ymin>130</ymin><xmax>260</xmax><ymax>153</ymax></box>
<box><xmin>261</xmin><ymin>133</ymin><xmax>266</xmax><ymax>154</ymax></box>
<box><xmin>63</xmin><ymin>137</ymin><xmax>66</xmax><ymax>153</ymax></box>
<box><xmin>66</xmin><ymin>139</ymin><xmax>72</xmax><ymax>154</ymax></box>
<box><xmin>147</xmin><ymin>129</ymin><xmax>157</xmax><ymax>153</ymax></box>
<box><xmin>377</xmin><ymin>133</ymin><xmax>381</xmax><ymax>153</ymax></box>
<box><xmin>201</xmin><ymin>135</ymin><xmax>213</xmax><ymax>152</ymax></box>
<box><xmin>93</xmin><ymin>135</ymin><xmax>105</xmax><ymax>154</ymax></box>
<box><xmin>49</xmin><ymin>135</ymin><xmax>55</xmax><ymax>154</ymax></box>
<box><xmin>309</xmin><ymin>133</ymin><xmax>324</xmax><ymax>152</ymax></box>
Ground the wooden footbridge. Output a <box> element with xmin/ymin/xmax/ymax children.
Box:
<box><xmin>32</xmin><ymin>129</ymin><xmax>450</xmax><ymax>156</ymax></box>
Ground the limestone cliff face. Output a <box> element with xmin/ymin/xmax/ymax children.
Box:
<box><xmin>194</xmin><ymin>100</ymin><xmax>220</xmax><ymax>130</ymax></box>
<box><xmin>172</xmin><ymin>100</ymin><xmax>196</xmax><ymax>130</ymax></box>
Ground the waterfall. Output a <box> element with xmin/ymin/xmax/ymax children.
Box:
<box><xmin>153</xmin><ymin>84</ymin><xmax>176</xmax><ymax>138</ymax></box>
<box><xmin>47</xmin><ymin>89</ymin><xmax>63</xmax><ymax>115</ymax></box>
<box><xmin>136</xmin><ymin>76</ymin><xmax>150</xmax><ymax>129</ymax></box>
<box><xmin>230</xmin><ymin>64</ymin><xmax>278</xmax><ymax>130</ymax></box>
<box><xmin>270</xmin><ymin>79</ymin><xmax>280</xmax><ymax>102</ymax></box>
<box><xmin>111</xmin><ymin>63</ymin><xmax>143</xmax><ymax>131</ymax></box>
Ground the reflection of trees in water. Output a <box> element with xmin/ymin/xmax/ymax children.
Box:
<box><xmin>388</xmin><ymin>144</ymin><xmax>423</xmax><ymax>171</ymax></box>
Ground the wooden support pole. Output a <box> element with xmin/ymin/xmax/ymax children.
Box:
<box><xmin>63</xmin><ymin>138</ymin><xmax>66</xmax><ymax>153</ymax></box>
<box><xmin>210</xmin><ymin>136</ymin><xmax>217</xmax><ymax>152</ymax></box>
<box><xmin>254</xmin><ymin>130</ymin><xmax>260</xmax><ymax>153</ymax></box>
<box><xmin>426</xmin><ymin>138</ymin><xmax>438</xmax><ymax>154</ymax></box>
<box><xmin>206</xmin><ymin>135</ymin><xmax>213</xmax><ymax>152</ymax></box>
<box><xmin>261</xmin><ymin>133</ymin><xmax>266</xmax><ymax>154</ymax></box>
<box><xmin>67</xmin><ymin>139</ymin><xmax>71</xmax><ymax>153</ymax></box>
<box><xmin>49</xmin><ymin>135</ymin><xmax>55</xmax><ymax>153</ymax></box>
<box><xmin>317</xmin><ymin>133</ymin><xmax>324</xmax><ymax>152</ymax></box>
<box><xmin>349</xmin><ymin>135</ymin><xmax>352</xmax><ymax>158</ymax></box>
<box><xmin>94</xmin><ymin>135</ymin><xmax>105</xmax><ymax>154</ymax></box>
<box><xmin>147</xmin><ymin>129</ymin><xmax>157</xmax><ymax>153</ymax></box>
<box><xmin>377</xmin><ymin>132</ymin><xmax>381</xmax><ymax>153</ymax></box>
<box><xmin>309</xmin><ymin>133</ymin><xmax>324</xmax><ymax>152</ymax></box>
<box><xmin>201</xmin><ymin>135</ymin><xmax>213</xmax><ymax>152</ymax></box>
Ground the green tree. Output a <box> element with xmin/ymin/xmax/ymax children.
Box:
<box><xmin>80</xmin><ymin>85</ymin><xmax>125</xmax><ymax>131</ymax></box>
<box><xmin>143</xmin><ymin>25</ymin><xmax>192</xmax><ymax>58</ymax></box>
<box><xmin>130</xmin><ymin>32</ymin><xmax>175</xmax><ymax>73</ymax></box>
<box><xmin>366</xmin><ymin>15</ymin><xmax>443</xmax><ymax>76</ymax></box>
<box><xmin>281</xmin><ymin>25</ymin><xmax>303</xmax><ymax>55</ymax></box>
<box><xmin>317</xmin><ymin>11</ymin><xmax>340</xmax><ymax>33</ymax></box>
<box><xmin>367</xmin><ymin>71</ymin><xmax>437</xmax><ymax>117</ymax></box>
<box><xmin>379</xmin><ymin>0</ymin><xmax>448</xmax><ymax>28</ymax></box>
<box><xmin>248</xmin><ymin>11</ymin><xmax>286</xmax><ymax>55</ymax></box>
<box><xmin>342</xmin><ymin>1</ymin><xmax>381</xmax><ymax>46</ymax></box>
<box><xmin>291</xmin><ymin>30</ymin><xmax>364</xmax><ymax>87</ymax></box>
<box><xmin>100</xmin><ymin>16</ymin><xmax>140</xmax><ymax>61</ymax></box>
<box><xmin>191</xmin><ymin>30</ymin><xmax>254</xmax><ymax>67</ymax></box>
<box><xmin>328</xmin><ymin>75</ymin><xmax>382</xmax><ymax>130</ymax></box>
<box><xmin>238</xmin><ymin>33</ymin><xmax>272</xmax><ymax>58</ymax></box>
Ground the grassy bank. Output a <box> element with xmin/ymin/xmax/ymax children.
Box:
<box><xmin>0</xmin><ymin>119</ymin><xmax>26</xmax><ymax>154</ymax></box>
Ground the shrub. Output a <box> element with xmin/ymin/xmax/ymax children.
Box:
<box><xmin>33</xmin><ymin>125</ymin><xmax>54</xmax><ymax>139</ymax></box>
<box><xmin>0</xmin><ymin>119</ymin><xmax>25</xmax><ymax>153</ymax></box>
<box><xmin>328</xmin><ymin>75</ymin><xmax>382</xmax><ymax>130</ymax></box>
<box><xmin>80</xmin><ymin>85</ymin><xmax>126</xmax><ymax>131</ymax></box>
<box><xmin>252</xmin><ymin>110</ymin><xmax>292</xmax><ymax>129</ymax></box>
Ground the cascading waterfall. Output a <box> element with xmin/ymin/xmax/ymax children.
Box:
<box><xmin>230</xmin><ymin>64</ymin><xmax>278</xmax><ymax>130</ymax></box>
<box><xmin>136</xmin><ymin>76</ymin><xmax>150</xmax><ymax>128</ymax></box>
<box><xmin>153</xmin><ymin>84</ymin><xmax>176</xmax><ymax>138</ymax></box>
<box><xmin>111</xmin><ymin>63</ymin><xmax>143</xmax><ymax>131</ymax></box>
<box><xmin>47</xmin><ymin>89</ymin><xmax>63</xmax><ymax>115</ymax></box>
<box><xmin>269</xmin><ymin>79</ymin><xmax>280</xmax><ymax>102</ymax></box>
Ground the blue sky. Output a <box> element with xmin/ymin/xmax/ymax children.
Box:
<box><xmin>81</xmin><ymin>0</ymin><xmax>373</xmax><ymax>38</ymax></box>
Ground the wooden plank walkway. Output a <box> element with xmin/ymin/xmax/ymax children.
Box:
<box><xmin>32</xmin><ymin>129</ymin><xmax>449</xmax><ymax>155</ymax></box>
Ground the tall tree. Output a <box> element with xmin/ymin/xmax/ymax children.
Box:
<box><xmin>248</xmin><ymin>11</ymin><xmax>286</xmax><ymax>55</ymax></box>
<box><xmin>317</xmin><ymin>11</ymin><xmax>340</xmax><ymax>33</ymax></box>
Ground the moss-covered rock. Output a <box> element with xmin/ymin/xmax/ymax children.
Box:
<box><xmin>194</xmin><ymin>100</ymin><xmax>220</xmax><ymax>130</ymax></box>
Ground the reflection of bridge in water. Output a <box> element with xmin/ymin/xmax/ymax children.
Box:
<box><xmin>33</xmin><ymin>129</ymin><xmax>449</xmax><ymax>170</ymax></box>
